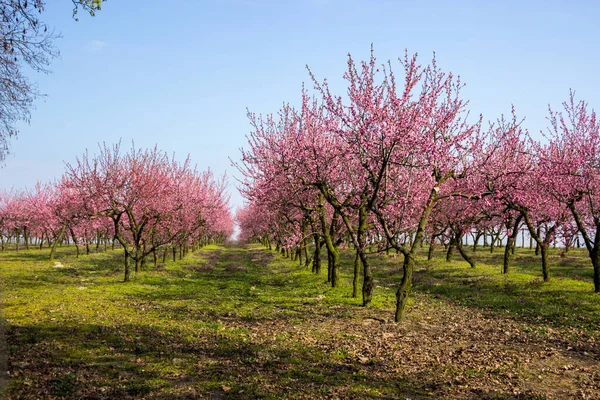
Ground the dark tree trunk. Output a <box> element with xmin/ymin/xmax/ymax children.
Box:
<box><xmin>427</xmin><ymin>240</ymin><xmax>435</xmax><ymax>260</ymax></box>
<box><xmin>567</xmin><ymin>203</ymin><xmax>600</xmax><ymax>293</ymax></box>
<box><xmin>49</xmin><ymin>225</ymin><xmax>67</xmax><ymax>262</ymax></box>
<box><xmin>540</xmin><ymin>244</ymin><xmax>550</xmax><ymax>282</ymax></box>
<box><xmin>312</xmin><ymin>234</ymin><xmax>321</xmax><ymax>274</ymax></box>
<box><xmin>394</xmin><ymin>186</ymin><xmax>438</xmax><ymax>322</ymax></box>
<box><xmin>356</xmin><ymin>205</ymin><xmax>372</xmax><ymax>306</ymax></box>
<box><xmin>503</xmin><ymin>215</ymin><xmax>523</xmax><ymax>274</ymax></box>
<box><xmin>327</xmin><ymin>251</ymin><xmax>333</xmax><ymax>283</ymax></box>
<box><xmin>456</xmin><ymin>233</ymin><xmax>476</xmax><ymax>268</ymax></box>
<box><xmin>352</xmin><ymin>250</ymin><xmax>361</xmax><ymax>298</ymax></box>
<box><xmin>519</xmin><ymin>211</ymin><xmax>553</xmax><ymax>282</ymax></box>
<box><xmin>592</xmin><ymin>250</ymin><xmax>600</xmax><ymax>293</ymax></box>
<box><xmin>396</xmin><ymin>252</ymin><xmax>414</xmax><ymax>322</ymax></box>
<box><xmin>319</xmin><ymin>202</ymin><xmax>340</xmax><ymax>288</ymax></box>
<box><xmin>472</xmin><ymin>231</ymin><xmax>483</xmax><ymax>252</ymax></box>
<box><xmin>124</xmin><ymin>251</ymin><xmax>131</xmax><ymax>282</ymax></box>
<box><xmin>446</xmin><ymin>237</ymin><xmax>456</xmax><ymax>262</ymax></box>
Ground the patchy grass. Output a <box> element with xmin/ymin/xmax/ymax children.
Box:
<box><xmin>0</xmin><ymin>243</ymin><xmax>599</xmax><ymax>399</ymax></box>
<box><xmin>400</xmin><ymin>247</ymin><xmax>600</xmax><ymax>337</ymax></box>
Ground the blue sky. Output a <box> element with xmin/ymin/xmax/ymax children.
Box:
<box><xmin>1</xmin><ymin>0</ymin><xmax>599</xmax><ymax>210</ymax></box>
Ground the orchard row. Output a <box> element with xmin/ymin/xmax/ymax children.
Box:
<box><xmin>1</xmin><ymin>143</ymin><xmax>234</xmax><ymax>280</ymax></box>
<box><xmin>235</xmin><ymin>48</ymin><xmax>600</xmax><ymax>322</ymax></box>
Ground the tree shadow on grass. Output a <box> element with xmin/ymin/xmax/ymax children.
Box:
<box><xmin>4</xmin><ymin>321</ymin><xmax>541</xmax><ymax>400</ymax></box>
<box><xmin>407</xmin><ymin>265</ymin><xmax>600</xmax><ymax>351</ymax></box>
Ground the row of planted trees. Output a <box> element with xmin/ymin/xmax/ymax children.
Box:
<box><xmin>235</xmin><ymin>47</ymin><xmax>600</xmax><ymax>323</ymax></box>
<box><xmin>1</xmin><ymin>142</ymin><xmax>234</xmax><ymax>281</ymax></box>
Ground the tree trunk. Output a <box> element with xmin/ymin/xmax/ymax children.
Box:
<box><xmin>540</xmin><ymin>244</ymin><xmax>550</xmax><ymax>282</ymax></box>
<box><xmin>327</xmin><ymin>251</ymin><xmax>333</xmax><ymax>283</ymax></box>
<box><xmin>355</xmin><ymin>205</ymin><xmax>372</xmax><ymax>306</ymax></box>
<box><xmin>396</xmin><ymin>253</ymin><xmax>414</xmax><ymax>322</ymax></box>
<box><xmin>394</xmin><ymin>186</ymin><xmax>438</xmax><ymax>322</ymax></box>
<box><xmin>503</xmin><ymin>215</ymin><xmax>523</xmax><ymax>274</ymax></box>
<box><xmin>567</xmin><ymin>203</ymin><xmax>600</xmax><ymax>292</ymax></box>
<box><xmin>530</xmin><ymin>234</ymin><xmax>533</xmax><ymax>249</ymax></box>
<box><xmin>304</xmin><ymin>238</ymin><xmax>311</xmax><ymax>268</ymax></box>
<box><xmin>472</xmin><ymin>231</ymin><xmax>483</xmax><ymax>252</ymax></box>
<box><xmin>519</xmin><ymin>210</ymin><xmax>552</xmax><ymax>282</ymax></box>
<box><xmin>446</xmin><ymin>237</ymin><xmax>455</xmax><ymax>262</ymax></box>
<box><xmin>49</xmin><ymin>225</ymin><xmax>67</xmax><ymax>262</ymax></box>
<box><xmin>503</xmin><ymin>240</ymin><xmax>514</xmax><ymax>274</ymax></box>
<box><xmin>124</xmin><ymin>251</ymin><xmax>131</xmax><ymax>282</ymax></box>
<box><xmin>592</xmin><ymin>250</ymin><xmax>600</xmax><ymax>293</ymax></box>
<box><xmin>456</xmin><ymin>233</ymin><xmax>476</xmax><ymax>268</ymax></box>
<box><xmin>359</xmin><ymin>251</ymin><xmax>372</xmax><ymax>306</ymax></box>
<box><xmin>352</xmin><ymin>250</ymin><xmax>361</xmax><ymax>298</ymax></box>
<box><xmin>427</xmin><ymin>240</ymin><xmax>435</xmax><ymax>260</ymax></box>
<box><xmin>135</xmin><ymin>255</ymin><xmax>141</xmax><ymax>273</ymax></box>
<box><xmin>319</xmin><ymin>204</ymin><xmax>340</xmax><ymax>288</ymax></box>
<box><xmin>312</xmin><ymin>234</ymin><xmax>321</xmax><ymax>274</ymax></box>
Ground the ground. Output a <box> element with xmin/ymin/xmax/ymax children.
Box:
<box><xmin>0</xmin><ymin>243</ymin><xmax>598</xmax><ymax>399</ymax></box>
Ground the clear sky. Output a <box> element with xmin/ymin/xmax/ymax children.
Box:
<box><xmin>1</xmin><ymin>0</ymin><xmax>599</xmax><ymax>211</ymax></box>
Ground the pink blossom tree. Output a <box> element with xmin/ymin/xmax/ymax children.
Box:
<box><xmin>541</xmin><ymin>92</ymin><xmax>600</xmax><ymax>291</ymax></box>
<box><xmin>63</xmin><ymin>142</ymin><xmax>232</xmax><ymax>281</ymax></box>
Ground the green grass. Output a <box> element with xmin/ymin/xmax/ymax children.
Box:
<box><xmin>0</xmin><ymin>242</ymin><xmax>598</xmax><ymax>398</ymax></box>
<box><xmin>407</xmin><ymin>247</ymin><xmax>600</xmax><ymax>336</ymax></box>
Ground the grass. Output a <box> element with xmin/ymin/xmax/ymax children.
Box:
<box><xmin>409</xmin><ymin>247</ymin><xmax>600</xmax><ymax>335</ymax></box>
<box><xmin>0</xmin><ymin>242</ymin><xmax>599</xmax><ymax>399</ymax></box>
